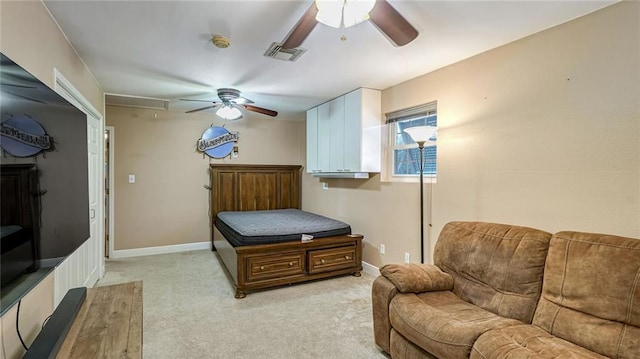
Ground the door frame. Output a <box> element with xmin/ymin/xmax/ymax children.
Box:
<box><xmin>105</xmin><ymin>126</ymin><xmax>115</xmax><ymax>258</ymax></box>
<box><xmin>53</xmin><ymin>69</ymin><xmax>105</xmax><ymax>284</ymax></box>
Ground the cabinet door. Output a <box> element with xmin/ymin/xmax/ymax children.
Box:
<box><xmin>343</xmin><ymin>89</ymin><xmax>362</xmax><ymax>172</ymax></box>
<box><xmin>317</xmin><ymin>101</ymin><xmax>332</xmax><ymax>171</ymax></box>
<box><xmin>328</xmin><ymin>96</ymin><xmax>345</xmax><ymax>172</ymax></box>
<box><xmin>306</xmin><ymin>107</ymin><xmax>318</xmax><ymax>173</ymax></box>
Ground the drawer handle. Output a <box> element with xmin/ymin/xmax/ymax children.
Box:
<box><xmin>345</xmin><ymin>256</ymin><xmax>350</xmax><ymax>260</ymax></box>
<box><xmin>320</xmin><ymin>259</ymin><xmax>326</xmax><ymax>264</ymax></box>
<box><xmin>260</xmin><ymin>266</ymin><xmax>265</xmax><ymax>270</ymax></box>
<box><xmin>289</xmin><ymin>262</ymin><xmax>294</xmax><ymax>267</ymax></box>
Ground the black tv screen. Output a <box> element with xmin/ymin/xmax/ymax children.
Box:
<box><xmin>0</xmin><ymin>53</ymin><xmax>90</xmax><ymax>314</ymax></box>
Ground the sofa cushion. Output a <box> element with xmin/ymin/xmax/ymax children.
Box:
<box><xmin>434</xmin><ymin>222</ymin><xmax>552</xmax><ymax>323</ymax></box>
<box><xmin>380</xmin><ymin>263</ymin><xmax>453</xmax><ymax>293</ymax></box>
<box><xmin>471</xmin><ymin>324</ymin><xmax>608</xmax><ymax>359</ymax></box>
<box><xmin>389</xmin><ymin>291</ymin><xmax>522</xmax><ymax>358</ymax></box>
<box><xmin>533</xmin><ymin>231</ymin><xmax>640</xmax><ymax>358</ymax></box>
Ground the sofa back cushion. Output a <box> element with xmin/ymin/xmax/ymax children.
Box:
<box><xmin>434</xmin><ymin>222</ymin><xmax>552</xmax><ymax>323</ymax></box>
<box><xmin>533</xmin><ymin>231</ymin><xmax>640</xmax><ymax>358</ymax></box>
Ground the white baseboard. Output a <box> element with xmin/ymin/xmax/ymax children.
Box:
<box><xmin>110</xmin><ymin>241</ymin><xmax>210</xmax><ymax>259</ymax></box>
<box><xmin>362</xmin><ymin>261</ymin><xmax>379</xmax><ymax>277</ymax></box>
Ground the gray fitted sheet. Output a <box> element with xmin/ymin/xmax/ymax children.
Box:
<box><xmin>215</xmin><ymin>209</ymin><xmax>351</xmax><ymax>246</ymax></box>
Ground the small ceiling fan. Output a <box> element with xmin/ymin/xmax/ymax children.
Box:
<box><xmin>281</xmin><ymin>0</ymin><xmax>418</xmax><ymax>50</ymax></box>
<box><xmin>182</xmin><ymin>88</ymin><xmax>278</xmax><ymax>120</ymax></box>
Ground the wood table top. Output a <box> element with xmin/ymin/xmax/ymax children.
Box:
<box><xmin>56</xmin><ymin>281</ymin><xmax>143</xmax><ymax>359</ymax></box>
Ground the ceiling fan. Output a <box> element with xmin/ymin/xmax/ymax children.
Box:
<box><xmin>182</xmin><ymin>88</ymin><xmax>278</xmax><ymax>120</ymax></box>
<box><xmin>281</xmin><ymin>0</ymin><xmax>418</xmax><ymax>50</ymax></box>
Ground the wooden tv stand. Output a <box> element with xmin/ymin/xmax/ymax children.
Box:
<box><xmin>56</xmin><ymin>282</ymin><xmax>143</xmax><ymax>358</ymax></box>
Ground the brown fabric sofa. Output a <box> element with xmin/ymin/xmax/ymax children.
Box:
<box><xmin>372</xmin><ymin>221</ymin><xmax>640</xmax><ymax>359</ymax></box>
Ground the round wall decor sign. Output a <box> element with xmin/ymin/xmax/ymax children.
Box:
<box><xmin>0</xmin><ymin>115</ymin><xmax>51</xmax><ymax>157</ymax></box>
<box><xmin>197</xmin><ymin>126</ymin><xmax>238</xmax><ymax>158</ymax></box>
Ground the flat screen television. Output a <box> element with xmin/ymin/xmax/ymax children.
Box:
<box><xmin>0</xmin><ymin>53</ymin><xmax>90</xmax><ymax>314</ymax></box>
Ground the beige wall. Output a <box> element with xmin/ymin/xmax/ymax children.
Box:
<box><xmin>106</xmin><ymin>106</ymin><xmax>305</xmax><ymax>250</ymax></box>
<box><xmin>0</xmin><ymin>1</ymin><xmax>104</xmax><ymax>358</ymax></box>
<box><xmin>0</xmin><ymin>1</ymin><xmax>104</xmax><ymax>113</ymax></box>
<box><xmin>0</xmin><ymin>275</ymin><xmax>54</xmax><ymax>359</ymax></box>
<box><xmin>302</xmin><ymin>1</ymin><xmax>640</xmax><ymax>267</ymax></box>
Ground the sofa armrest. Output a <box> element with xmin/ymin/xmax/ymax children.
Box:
<box><xmin>372</xmin><ymin>275</ymin><xmax>398</xmax><ymax>354</ymax></box>
<box><xmin>380</xmin><ymin>263</ymin><xmax>454</xmax><ymax>294</ymax></box>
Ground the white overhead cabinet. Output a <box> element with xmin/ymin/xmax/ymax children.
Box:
<box><xmin>306</xmin><ymin>88</ymin><xmax>381</xmax><ymax>177</ymax></box>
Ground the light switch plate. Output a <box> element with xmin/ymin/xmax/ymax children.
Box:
<box><xmin>128</xmin><ymin>174</ymin><xmax>135</xmax><ymax>184</ymax></box>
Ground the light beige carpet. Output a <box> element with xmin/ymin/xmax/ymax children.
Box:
<box><xmin>98</xmin><ymin>250</ymin><xmax>389</xmax><ymax>359</ymax></box>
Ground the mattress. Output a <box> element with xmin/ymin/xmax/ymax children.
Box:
<box><xmin>215</xmin><ymin>208</ymin><xmax>352</xmax><ymax>246</ymax></box>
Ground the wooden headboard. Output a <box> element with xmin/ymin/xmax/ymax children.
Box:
<box><xmin>209</xmin><ymin>164</ymin><xmax>302</xmax><ymax>221</ymax></box>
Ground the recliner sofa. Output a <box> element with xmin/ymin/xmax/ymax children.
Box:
<box><xmin>372</xmin><ymin>221</ymin><xmax>640</xmax><ymax>358</ymax></box>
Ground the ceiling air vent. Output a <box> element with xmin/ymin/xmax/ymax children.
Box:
<box><xmin>263</xmin><ymin>42</ymin><xmax>306</xmax><ymax>62</ymax></box>
<box><xmin>105</xmin><ymin>94</ymin><xmax>169</xmax><ymax>110</ymax></box>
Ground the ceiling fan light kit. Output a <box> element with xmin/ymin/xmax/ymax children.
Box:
<box><xmin>280</xmin><ymin>0</ymin><xmax>417</xmax><ymax>50</ymax></box>
<box><xmin>216</xmin><ymin>105</ymin><xmax>242</xmax><ymax>121</ymax></box>
<box><xmin>316</xmin><ymin>0</ymin><xmax>375</xmax><ymax>28</ymax></box>
<box><xmin>342</xmin><ymin>0</ymin><xmax>375</xmax><ymax>27</ymax></box>
<box><xmin>315</xmin><ymin>0</ymin><xmax>343</xmax><ymax>27</ymax></box>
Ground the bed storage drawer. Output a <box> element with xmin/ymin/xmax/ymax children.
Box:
<box><xmin>308</xmin><ymin>246</ymin><xmax>357</xmax><ymax>274</ymax></box>
<box><xmin>246</xmin><ymin>252</ymin><xmax>305</xmax><ymax>282</ymax></box>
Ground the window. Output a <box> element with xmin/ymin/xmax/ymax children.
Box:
<box><xmin>386</xmin><ymin>102</ymin><xmax>437</xmax><ymax>177</ymax></box>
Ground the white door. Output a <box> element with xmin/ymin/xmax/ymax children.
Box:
<box><xmin>86</xmin><ymin>114</ymin><xmax>100</xmax><ymax>285</ymax></box>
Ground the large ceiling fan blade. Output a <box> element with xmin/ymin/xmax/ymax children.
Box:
<box><xmin>186</xmin><ymin>105</ymin><xmax>218</xmax><ymax>114</ymax></box>
<box><xmin>243</xmin><ymin>104</ymin><xmax>278</xmax><ymax>117</ymax></box>
<box><xmin>281</xmin><ymin>3</ymin><xmax>319</xmax><ymax>49</ymax></box>
<box><xmin>369</xmin><ymin>0</ymin><xmax>418</xmax><ymax>47</ymax></box>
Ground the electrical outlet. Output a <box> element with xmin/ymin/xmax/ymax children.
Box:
<box><xmin>404</xmin><ymin>252</ymin><xmax>411</xmax><ymax>263</ymax></box>
<box><xmin>379</xmin><ymin>244</ymin><xmax>385</xmax><ymax>254</ymax></box>
<box><xmin>322</xmin><ymin>182</ymin><xmax>329</xmax><ymax>190</ymax></box>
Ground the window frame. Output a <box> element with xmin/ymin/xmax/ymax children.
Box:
<box><xmin>384</xmin><ymin>102</ymin><xmax>438</xmax><ymax>183</ymax></box>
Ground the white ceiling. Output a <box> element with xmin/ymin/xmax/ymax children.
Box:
<box><xmin>43</xmin><ymin>0</ymin><xmax>616</xmax><ymax>120</ymax></box>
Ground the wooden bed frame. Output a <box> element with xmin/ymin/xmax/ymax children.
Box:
<box><xmin>209</xmin><ymin>164</ymin><xmax>363</xmax><ymax>298</ymax></box>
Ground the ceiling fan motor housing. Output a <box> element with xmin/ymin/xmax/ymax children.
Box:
<box><xmin>217</xmin><ymin>88</ymin><xmax>241</xmax><ymax>101</ymax></box>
